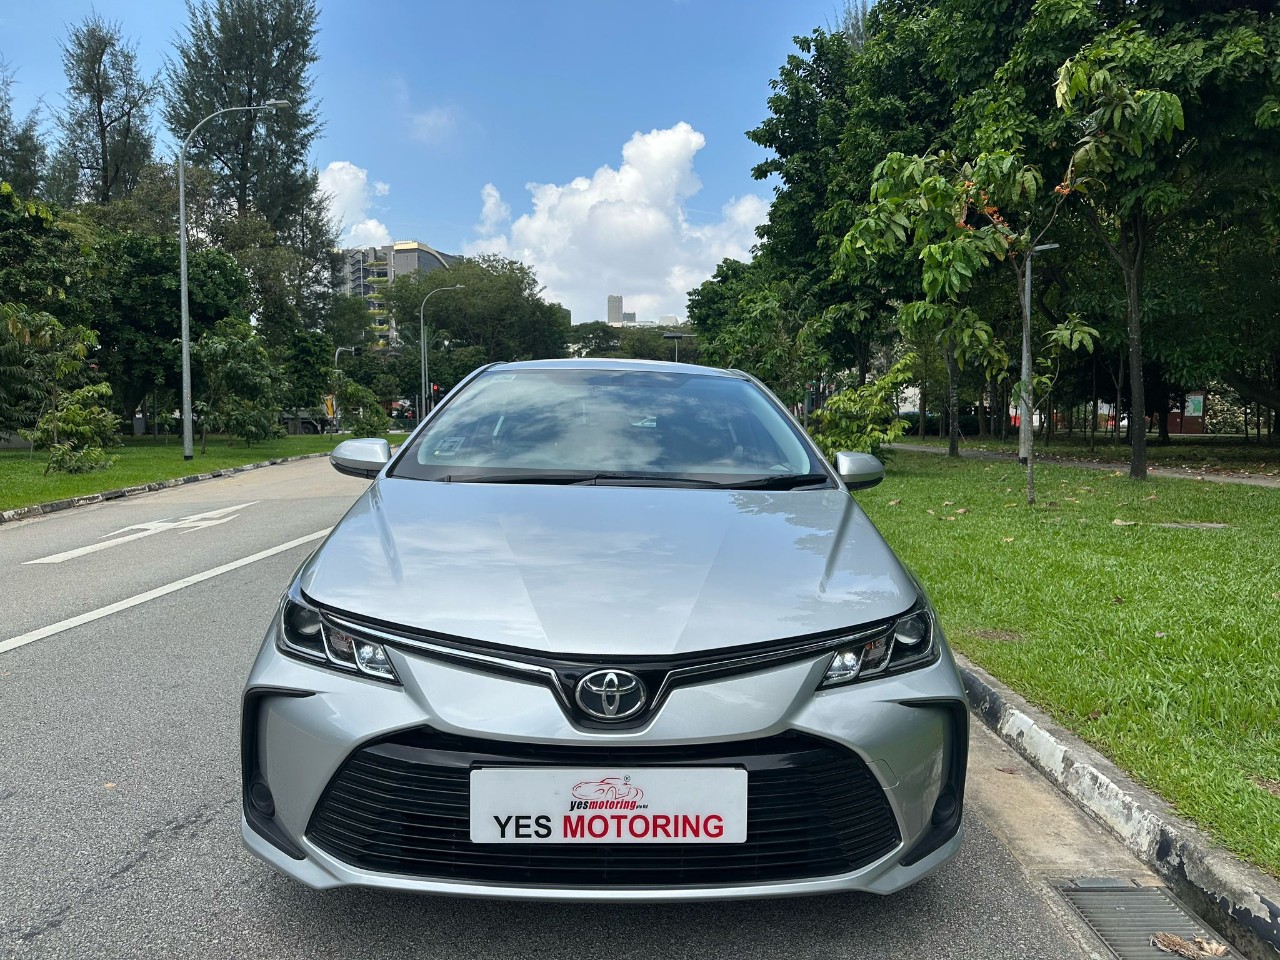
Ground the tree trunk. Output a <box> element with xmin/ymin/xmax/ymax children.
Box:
<box><xmin>945</xmin><ymin>342</ymin><xmax>960</xmax><ymax>458</ymax></box>
<box><xmin>1121</xmin><ymin>223</ymin><xmax>1148</xmax><ymax>479</ymax></box>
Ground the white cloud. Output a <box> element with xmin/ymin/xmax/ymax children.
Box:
<box><xmin>318</xmin><ymin>160</ymin><xmax>392</xmax><ymax>248</ymax></box>
<box><xmin>409</xmin><ymin>105</ymin><xmax>457</xmax><ymax>145</ymax></box>
<box><xmin>347</xmin><ymin>218</ymin><xmax>392</xmax><ymax>247</ymax></box>
<box><xmin>464</xmin><ymin>123</ymin><xmax>765</xmax><ymax>325</ymax></box>
<box><xmin>478</xmin><ymin>183</ymin><xmax>510</xmax><ymax>234</ymax></box>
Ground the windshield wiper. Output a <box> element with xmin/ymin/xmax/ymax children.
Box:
<box><xmin>574</xmin><ymin>473</ymin><xmax>723</xmax><ymax>487</ymax></box>
<box><xmin>434</xmin><ymin>472</ymin><xmax>722</xmax><ymax>486</ymax></box>
<box><xmin>720</xmin><ymin>473</ymin><xmax>832</xmax><ymax>490</ymax></box>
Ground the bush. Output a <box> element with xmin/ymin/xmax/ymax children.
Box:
<box><xmin>44</xmin><ymin>442</ymin><xmax>113</xmax><ymax>474</ymax></box>
<box><xmin>22</xmin><ymin>383</ymin><xmax>121</xmax><ymax>474</ymax></box>
<box><xmin>809</xmin><ymin>355</ymin><xmax>914</xmax><ymax>458</ymax></box>
<box><xmin>331</xmin><ymin>375</ymin><xmax>391</xmax><ymax>438</ymax></box>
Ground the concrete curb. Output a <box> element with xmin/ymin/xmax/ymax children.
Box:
<box><xmin>957</xmin><ymin>654</ymin><xmax>1280</xmax><ymax>959</ymax></box>
<box><xmin>0</xmin><ymin>452</ymin><xmax>330</xmax><ymax>525</ymax></box>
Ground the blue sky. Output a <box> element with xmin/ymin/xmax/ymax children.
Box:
<box><xmin>2</xmin><ymin>1</ymin><xmax>846</xmax><ymax>324</ymax></box>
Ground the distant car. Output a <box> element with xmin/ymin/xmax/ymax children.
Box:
<box><xmin>241</xmin><ymin>358</ymin><xmax>968</xmax><ymax>900</ymax></box>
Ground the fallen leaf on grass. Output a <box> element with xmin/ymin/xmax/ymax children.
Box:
<box><xmin>1078</xmin><ymin>486</ymin><xmax>1094</xmax><ymax>493</ymax></box>
<box><xmin>1271</xmin><ymin>592</ymin><xmax>1280</xmax><ymax>600</ymax></box>
<box><xmin>1088</xmin><ymin>710</ymin><xmax>1104</xmax><ymax>720</ymax></box>
<box><xmin>1113</xmin><ymin>596</ymin><xmax>1125</xmax><ymax>604</ymax></box>
<box><xmin>1003</xmin><ymin>502</ymin><xmax>1019</xmax><ymax>508</ymax></box>
<box><xmin>1064</xmin><ymin>497</ymin><xmax>1080</xmax><ymax>503</ymax></box>
<box><xmin>1155</xmin><ymin>631</ymin><xmax>1167</xmax><ymax>638</ymax></box>
<box><xmin>954</xmin><ymin>508</ymin><xmax>968</xmax><ymax>514</ymax></box>
<box><xmin>1046</xmin><ymin>501</ymin><xmax>1058</xmax><ymax>507</ymax></box>
<box><xmin>1113</xmin><ymin>518</ymin><xmax>1137</xmax><ymax>526</ymax></box>
<box><xmin>888</xmin><ymin>499</ymin><xmax>901</xmax><ymax>506</ymax></box>
<box><xmin>944</xmin><ymin>515</ymin><xmax>956</xmax><ymax>521</ymax></box>
<box><xmin>1145</xmin><ymin>494</ymin><xmax>1160</xmax><ymax>501</ymax></box>
<box><xmin>926</xmin><ymin>509</ymin><xmax>935</xmax><ymax>515</ymax></box>
<box><xmin>1112</xmin><ymin>471</ymin><xmax>1125</xmax><ymax>477</ymax></box>
<box><xmin>1002</xmin><ymin>537</ymin><xmax>1015</xmax><ymax>543</ymax></box>
<box><xmin>1250</xmin><ymin>776</ymin><xmax>1280</xmax><ymax>798</ymax></box>
<box><xmin>942</xmin><ymin>500</ymin><xmax>954</xmax><ymax>506</ymax></box>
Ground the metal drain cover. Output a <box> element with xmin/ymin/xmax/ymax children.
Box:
<box><xmin>1055</xmin><ymin>880</ymin><xmax>1244</xmax><ymax>959</ymax></box>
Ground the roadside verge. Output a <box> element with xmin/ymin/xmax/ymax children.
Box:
<box><xmin>0</xmin><ymin>453</ymin><xmax>329</xmax><ymax>525</ymax></box>
<box><xmin>958</xmin><ymin>654</ymin><xmax>1280</xmax><ymax>959</ymax></box>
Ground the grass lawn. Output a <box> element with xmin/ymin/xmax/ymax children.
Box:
<box><xmin>0</xmin><ymin>434</ymin><xmax>348</xmax><ymax>512</ymax></box>
<box><xmin>859</xmin><ymin>451</ymin><xmax>1280</xmax><ymax>877</ymax></box>
<box><xmin>900</xmin><ymin>433</ymin><xmax>1280</xmax><ymax>474</ymax></box>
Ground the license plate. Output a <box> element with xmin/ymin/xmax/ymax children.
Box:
<box><xmin>469</xmin><ymin>767</ymin><xmax>747</xmax><ymax>844</ymax></box>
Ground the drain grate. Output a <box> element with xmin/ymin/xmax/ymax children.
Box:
<box><xmin>1055</xmin><ymin>880</ymin><xmax>1245</xmax><ymax>959</ymax></box>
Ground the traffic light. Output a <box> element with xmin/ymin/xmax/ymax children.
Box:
<box><xmin>431</xmin><ymin>383</ymin><xmax>441</xmax><ymax>395</ymax></box>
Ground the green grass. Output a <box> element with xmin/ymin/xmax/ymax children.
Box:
<box><xmin>900</xmin><ymin>433</ymin><xmax>1280</xmax><ymax>474</ymax></box>
<box><xmin>0</xmin><ymin>434</ymin><xmax>345</xmax><ymax>511</ymax></box>
<box><xmin>859</xmin><ymin>451</ymin><xmax>1280</xmax><ymax>877</ymax></box>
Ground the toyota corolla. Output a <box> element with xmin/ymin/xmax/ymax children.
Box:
<box><xmin>241</xmin><ymin>358</ymin><xmax>968</xmax><ymax>900</ymax></box>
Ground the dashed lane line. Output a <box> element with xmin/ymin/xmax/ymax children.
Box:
<box><xmin>0</xmin><ymin>528</ymin><xmax>330</xmax><ymax>655</ymax></box>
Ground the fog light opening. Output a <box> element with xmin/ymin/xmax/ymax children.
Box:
<box><xmin>931</xmin><ymin>785</ymin><xmax>957</xmax><ymax>826</ymax></box>
<box><xmin>249</xmin><ymin>777</ymin><xmax>276</xmax><ymax>818</ymax></box>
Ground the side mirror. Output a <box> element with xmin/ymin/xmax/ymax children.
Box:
<box><xmin>330</xmin><ymin>438</ymin><xmax>390</xmax><ymax>479</ymax></box>
<box><xmin>834</xmin><ymin>451</ymin><xmax>885</xmax><ymax>491</ymax></box>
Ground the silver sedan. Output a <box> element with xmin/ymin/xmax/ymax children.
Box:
<box><xmin>241</xmin><ymin>358</ymin><xmax>968</xmax><ymax>900</ymax></box>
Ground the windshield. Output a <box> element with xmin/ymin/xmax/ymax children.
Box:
<box><xmin>390</xmin><ymin>367</ymin><xmax>826</xmax><ymax>486</ymax></box>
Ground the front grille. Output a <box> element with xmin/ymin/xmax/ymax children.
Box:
<box><xmin>306</xmin><ymin>729</ymin><xmax>901</xmax><ymax>887</ymax></box>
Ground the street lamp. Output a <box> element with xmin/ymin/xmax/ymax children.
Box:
<box><xmin>662</xmin><ymin>331</ymin><xmax>694</xmax><ymax>362</ymax></box>
<box><xmin>1018</xmin><ymin>242</ymin><xmax>1058</xmax><ymax>465</ymax></box>
<box><xmin>178</xmin><ymin>99</ymin><xmax>290</xmax><ymax>460</ymax></box>
<box><xmin>419</xmin><ymin>284</ymin><xmax>464</xmax><ymax>417</ymax></box>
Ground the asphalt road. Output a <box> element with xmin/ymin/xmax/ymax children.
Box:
<box><xmin>0</xmin><ymin>458</ymin><xmax>1153</xmax><ymax>959</ymax></box>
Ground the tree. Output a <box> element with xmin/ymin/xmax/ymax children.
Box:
<box><xmin>569</xmin><ymin>321</ymin><xmax>620</xmax><ymax>358</ymax></box>
<box><xmin>0</xmin><ymin>63</ymin><xmax>46</xmax><ymax>200</ymax></box>
<box><xmin>22</xmin><ymin>382</ymin><xmax>121</xmax><ymax>474</ymax></box>
<box><xmin>1052</xmin><ymin>14</ymin><xmax>1280</xmax><ymax>476</ymax></box>
<box><xmin>193</xmin><ymin>317</ymin><xmax>281</xmax><ymax>450</ymax></box>
<box><xmin>57</xmin><ymin>14</ymin><xmax>158</xmax><ymax>204</ymax></box>
<box><xmin>163</xmin><ymin>0</ymin><xmax>322</xmax><ymax>234</ymax></box>
<box><xmin>324</xmin><ymin>293</ymin><xmax>373</xmax><ymax>349</ymax></box>
<box><xmin>0</xmin><ymin>321</ymin><xmax>40</xmax><ymax>437</ymax></box>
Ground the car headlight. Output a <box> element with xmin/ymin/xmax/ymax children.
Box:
<box><xmin>819</xmin><ymin>606</ymin><xmax>937</xmax><ymax>688</ymax></box>
<box><xmin>276</xmin><ymin>591</ymin><xmax>400</xmax><ymax>684</ymax></box>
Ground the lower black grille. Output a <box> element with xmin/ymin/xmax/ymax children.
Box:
<box><xmin>306</xmin><ymin>729</ymin><xmax>901</xmax><ymax>887</ymax></box>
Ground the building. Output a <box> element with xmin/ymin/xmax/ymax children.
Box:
<box><xmin>340</xmin><ymin>241</ymin><xmax>460</xmax><ymax>343</ymax></box>
<box><xmin>607</xmin><ymin>295</ymin><xmax>624</xmax><ymax>325</ymax></box>
<box><xmin>659</xmin><ymin>314</ymin><xmax>680</xmax><ymax>326</ymax></box>
<box><xmin>622</xmin><ymin>311</ymin><xmax>636</xmax><ymax>325</ymax></box>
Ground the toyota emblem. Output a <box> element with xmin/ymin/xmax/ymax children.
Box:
<box><xmin>574</xmin><ymin>669</ymin><xmax>647</xmax><ymax>721</ymax></box>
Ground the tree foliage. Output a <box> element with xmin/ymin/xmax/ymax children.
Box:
<box><xmin>57</xmin><ymin>14</ymin><xmax>158</xmax><ymax>204</ymax></box>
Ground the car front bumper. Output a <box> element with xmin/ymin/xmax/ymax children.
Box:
<box><xmin>241</xmin><ymin>619</ymin><xmax>968</xmax><ymax>901</ymax></box>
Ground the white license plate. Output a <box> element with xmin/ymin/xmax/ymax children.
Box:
<box><xmin>469</xmin><ymin>767</ymin><xmax>747</xmax><ymax>844</ymax></box>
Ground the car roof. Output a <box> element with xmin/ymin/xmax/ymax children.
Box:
<box><xmin>488</xmin><ymin>358</ymin><xmax>744</xmax><ymax>379</ymax></box>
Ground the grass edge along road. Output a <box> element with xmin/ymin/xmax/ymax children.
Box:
<box><xmin>0</xmin><ymin>434</ymin><xmax>347</xmax><ymax>512</ymax></box>
<box><xmin>860</xmin><ymin>450</ymin><xmax>1280</xmax><ymax>879</ymax></box>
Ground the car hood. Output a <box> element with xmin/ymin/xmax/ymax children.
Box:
<box><xmin>298</xmin><ymin>477</ymin><xmax>918</xmax><ymax>657</ymax></box>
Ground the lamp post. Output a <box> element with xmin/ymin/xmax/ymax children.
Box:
<box><xmin>178</xmin><ymin>100</ymin><xmax>290</xmax><ymax>460</ymax></box>
<box><xmin>419</xmin><ymin>284</ymin><xmax>464</xmax><ymax>417</ymax></box>
<box><xmin>662</xmin><ymin>331</ymin><xmax>694</xmax><ymax>362</ymax></box>
<box><xmin>1018</xmin><ymin>242</ymin><xmax>1058</xmax><ymax>466</ymax></box>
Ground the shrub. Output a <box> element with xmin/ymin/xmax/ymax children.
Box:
<box><xmin>22</xmin><ymin>382</ymin><xmax>121</xmax><ymax>474</ymax></box>
<box><xmin>809</xmin><ymin>355</ymin><xmax>914</xmax><ymax>458</ymax></box>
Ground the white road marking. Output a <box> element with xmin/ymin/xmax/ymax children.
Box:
<box><xmin>23</xmin><ymin>502</ymin><xmax>259</xmax><ymax>564</ymax></box>
<box><xmin>1</xmin><ymin>528</ymin><xmax>331</xmax><ymax>655</ymax></box>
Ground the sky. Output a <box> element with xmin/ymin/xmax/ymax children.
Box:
<box><xmin>1</xmin><ymin>1</ymin><xmax>848</xmax><ymax>325</ymax></box>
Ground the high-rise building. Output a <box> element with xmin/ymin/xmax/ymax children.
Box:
<box><xmin>607</xmin><ymin>294</ymin><xmax>624</xmax><ymax>325</ymax></box>
<box><xmin>340</xmin><ymin>241</ymin><xmax>460</xmax><ymax>343</ymax></box>
<box><xmin>622</xmin><ymin>312</ymin><xmax>636</xmax><ymax>325</ymax></box>
<box><xmin>659</xmin><ymin>314</ymin><xmax>679</xmax><ymax>326</ymax></box>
